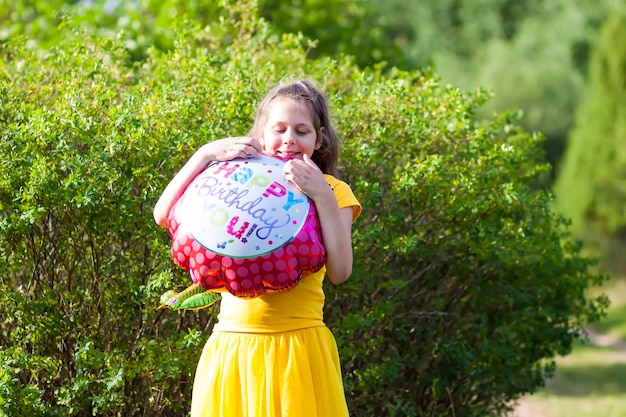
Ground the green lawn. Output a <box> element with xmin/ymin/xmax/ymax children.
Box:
<box><xmin>511</xmin><ymin>279</ymin><xmax>626</xmax><ymax>417</ymax></box>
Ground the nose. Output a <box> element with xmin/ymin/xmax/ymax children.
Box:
<box><xmin>283</xmin><ymin>128</ymin><xmax>296</xmax><ymax>144</ymax></box>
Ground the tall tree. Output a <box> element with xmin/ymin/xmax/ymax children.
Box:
<box><xmin>553</xmin><ymin>6</ymin><xmax>626</xmax><ymax>267</ymax></box>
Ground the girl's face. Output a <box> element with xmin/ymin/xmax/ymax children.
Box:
<box><xmin>261</xmin><ymin>97</ymin><xmax>320</xmax><ymax>160</ymax></box>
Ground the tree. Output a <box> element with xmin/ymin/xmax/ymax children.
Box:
<box><xmin>553</xmin><ymin>6</ymin><xmax>626</xmax><ymax>271</ymax></box>
<box><xmin>257</xmin><ymin>0</ymin><xmax>413</xmax><ymax>69</ymax></box>
<box><xmin>424</xmin><ymin>0</ymin><xmax>610</xmax><ymax>180</ymax></box>
<box><xmin>0</xmin><ymin>4</ymin><xmax>608</xmax><ymax>416</ymax></box>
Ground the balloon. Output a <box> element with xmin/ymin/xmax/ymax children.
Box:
<box><xmin>159</xmin><ymin>284</ymin><xmax>221</xmax><ymax>310</ymax></box>
<box><xmin>166</xmin><ymin>154</ymin><xmax>326</xmax><ymax>298</ymax></box>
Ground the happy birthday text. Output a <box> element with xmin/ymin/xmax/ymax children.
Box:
<box><xmin>191</xmin><ymin>161</ymin><xmax>307</xmax><ymax>242</ymax></box>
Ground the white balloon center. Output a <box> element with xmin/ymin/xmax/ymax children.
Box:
<box><xmin>180</xmin><ymin>155</ymin><xmax>310</xmax><ymax>258</ymax></box>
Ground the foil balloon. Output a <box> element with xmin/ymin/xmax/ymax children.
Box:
<box><xmin>165</xmin><ymin>154</ymin><xmax>326</xmax><ymax>300</ymax></box>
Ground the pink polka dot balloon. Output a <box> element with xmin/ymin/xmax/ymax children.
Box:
<box><xmin>167</xmin><ymin>154</ymin><xmax>327</xmax><ymax>298</ymax></box>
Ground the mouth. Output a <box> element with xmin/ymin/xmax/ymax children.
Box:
<box><xmin>277</xmin><ymin>151</ymin><xmax>302</xmax><ymax>159</ymax></box>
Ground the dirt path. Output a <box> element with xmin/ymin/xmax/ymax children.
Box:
<box><xmin>509</xmin><ymin>327</ymin><xmax>626</xmax><ymax>417</ymax></box>
<box><xmin>585</xmin><ymin>327</ymin><xmax>626</xmax><ymax>350</ymax></box>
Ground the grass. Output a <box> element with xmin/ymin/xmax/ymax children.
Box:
<box><xmin>511</xmin><ymin>278</ymin><xmax>626</xmax><ymax>417</ymax></box>
<box><xmin>513</xmin><ymin>345</ymin><xmax>626</xmax><ymax>417</ymax></box>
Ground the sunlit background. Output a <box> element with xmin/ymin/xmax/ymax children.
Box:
<box><xmin>1</xmin><ymin>1</ymin><xmax>625</xmax><ymax>416</ymax></box>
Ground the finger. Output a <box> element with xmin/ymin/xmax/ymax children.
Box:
<box><xmin>283</xmin><ymin>160</ymin><xmax>297</xmax><ymax>173</ymax></box>
<box><xmin>283</xmin><ymin>172</ymin><xmax>299</xmax><ymax>190</ymax></box>
<box><xmin>302</xmin><ymin>154</ymin><xmax>321</xmax><ymax>171</ymax></box>
<box><xmin>285</xmin><ymin>158</ymin><xmax>307</xmax><ymax>171</ymax></box>
<box><xmin>233</xmin><ymin>137</ymin><xmax>261</xmax><ymax>158</ymax></box>
<box><xmin>249</xmin><ymin>138</ymin><xmax>263</xmax><ymax>153</ymax></box>
<box><xmin>245</xmin><ymin>144</ymin><xmax>261</xmax><ymax>158</ymax></box>
<box><xmin>283</xmin><ymin>172</ymin><xmax>294</xmax><ymax>183</ymax></box>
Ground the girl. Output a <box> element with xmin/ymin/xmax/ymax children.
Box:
<box><xmin>153</xmin><ymin>80</ymin><xmax>361</xmax><ymax>417</ymax></box>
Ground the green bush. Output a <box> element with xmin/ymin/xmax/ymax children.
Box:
<box><xmin>326</xmin><ymin>73</ymin><xmax>609</xmax><ymax>415</ymax></box>
<box><xmin>0</xmin><ymin>5</ymin><xmax>608</xmax><ymax>417</ymax></box>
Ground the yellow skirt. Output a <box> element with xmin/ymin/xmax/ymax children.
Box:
<box><xmin>190</xmin><ymin>326</ymin><xmax>350</xmax><ymax>417</ymax></box>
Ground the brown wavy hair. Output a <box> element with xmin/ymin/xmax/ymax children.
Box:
<box><xmin>249</xmin><ymin>80</ymin><xmax>340</xmax><ymax>176</ymax></box>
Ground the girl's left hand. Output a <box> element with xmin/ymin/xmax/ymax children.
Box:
<box><xmin>282</xmin><ymin>154</ymin><xmax>330</xmax><ymax>201</ymax></box>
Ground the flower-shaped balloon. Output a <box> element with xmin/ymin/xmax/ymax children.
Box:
<box><xmin>165</xmin><ymin>154</ymin><xmax>326</xmax><ymax>300</ymax></box>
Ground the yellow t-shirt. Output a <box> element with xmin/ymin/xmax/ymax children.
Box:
<box><xmin>213</xmin><ymin>175</ymin><xmax>361</xmax><ymax>333</ymax></box>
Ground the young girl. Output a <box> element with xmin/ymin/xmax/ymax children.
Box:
<box><xmin>153</xmin><ymin>80</ymin><xmax>361</xmax><ymax>417</ymax></box>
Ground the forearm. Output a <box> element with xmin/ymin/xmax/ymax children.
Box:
<box><xmin>153</xmin><ymin>144</ymin><xmax>215</xmax><ymax>227</ymax></box>
<box><xmin>314</xmin><ymin>189</ymin><xmax>354</xmax><ymax>284</ymax></box>
<box><xmin>153</xmin><ymin>137</ymin><xmax>263</xmax><ymax>227</ymax></box>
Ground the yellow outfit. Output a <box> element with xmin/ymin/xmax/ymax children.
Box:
<box><xmin>191</xmin><ymin>175</ymin><xmax>361</xmax><ymax>417</ymax></box>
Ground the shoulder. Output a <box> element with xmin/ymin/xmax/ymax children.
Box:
<box><xmin>323</xmin><ymin>174</ymin><xmax>362</xmax><ymax>223</ymax></box>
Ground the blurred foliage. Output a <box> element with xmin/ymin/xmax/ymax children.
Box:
<box><xmin>0</xmin><ymin>4</ymin><xmax>609</xmax><ymax>416</ymax></box>
<box><xmin>0</xmin><ymin>0</ymin><xmax>226</xmax><ymax>61</ymax></box>
<box><xmin>0</xmin><ymin>0</ymin><xmax>409</xmax><ymax>69</ymax></box>
<box><xmin>261</xmin><ymin>0</ymin><xmax>612</xmax><ymax>180</ymax></box>
<box><xmin>0</xmin><ymin>0</ymin><xmax>615</xmax><ymax>178</ymax></box>
<box><xmin>257</xmin><ymin>0</ymin><xmax>413</xmax><ymax>68</ymax></box>
<box><xmin>552</xmin><ymin>4</ymin><xmax>626</xmax><ymax>273</ymax></box>
<box><xmin>426</xmin><ymin>0</ymin><xmax>610</xmax><ymax>179</ymax></box>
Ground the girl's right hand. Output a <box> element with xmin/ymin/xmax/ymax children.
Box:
<box><xmin>153</xmin><ymin>137</ymin><xmax>262</xmax><ymax>227</ymax></box>
<box><xmin>203</xmin><ymin>136</ymin><xmax>263</xmax><ymax>161</ymax></box>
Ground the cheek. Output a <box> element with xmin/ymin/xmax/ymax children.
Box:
<box><xmin>262</xmin><ymin>137</ymin><xmax>280</xmax><ymax>150</ymax></box>
<box><xmin>259</xmin><ymin>131</ymin><xmax>270</xmax><ymax>147</ymax></box>
<box><xmin>314</xmin><ymin>133</ymin><xmax>323</xmax><ymax>150</ymax></box>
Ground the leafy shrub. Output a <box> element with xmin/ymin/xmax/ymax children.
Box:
<box><xmin>0</xmin><ymin>4</ymin><xmax>608</xmax><ymax>417</ymax></box>
<box><xmin>326</xmin><ymin>72</ymin><xmax>609</xmax><ymax>416</ymax></box>
<box><xmin>0</xmin><ymin>23</ymin><xmax>225</xmax><ymax>417</ymax></box>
